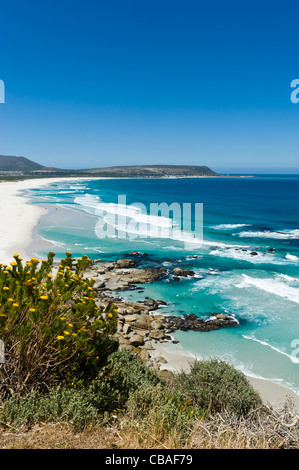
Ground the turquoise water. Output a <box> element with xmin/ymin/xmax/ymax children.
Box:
<box><xmin>26</xmin><ymin>176</ymin><xmax>299</xmax><ymax>393</ymax></box>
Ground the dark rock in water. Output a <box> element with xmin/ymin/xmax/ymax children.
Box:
<box><xmin>268</xmin><ymin>248</ymin><xmax>276</xmax><ymax>252</ymax></box>
<box><xmin>114</xmin><ymin>259</ymin><xmax>136</xmax><ymax>268</ymax></box>
<box><xmin>172</xmin><ymin>276</ymin><xmax>181</xmax><ymax>281</ymax></box>
<box><xmin>250</xmin><ymin>251</ymin><xmax>258</xmax><ymax>256</ymax></box>
<box><xmin>164</xmin><ymin>312</ymin><xmax>238</xmax><ymax>332</ymax></box>
<box><xmin>172</xmin><ymin>267</ymin><xmax>195</xmax><ymax>277</ymax></box>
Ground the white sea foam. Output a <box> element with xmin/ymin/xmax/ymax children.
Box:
<box><xmin>242</xmin><ymin>334</ymin><xmax>299</xmax><ymax>364</ymax></box>
<box><xmin>75</xmin><ymin>195</ymin><xmax>250</xmax><ymax>249</ymax></box>
<box><xmin>74</xmin><ymin>194</ymin><xmax>101</xmax><ymax>212</ymax></box>
<box><xmin>237</xmin><ymin>274</ymin><xmax>299</xmax><ymax>304</ymax></box>
<box><xmin>209</xmin><ymin>248</ymin><xmax>284</xmax><ymax>264</ymax></box>
<box><xmin>211</xmin><ymin>223</ymin><xmax>251</xmax><ymax>230</ymax></box>
<box><xmin>278</xmin><ymin>274</ymin><xmax>299</xmax><ymax>285</ymax></box>
<box><xmin>237</xmin><ymin>229</ymin><xmax>299</xmax><ymax>239</ymax></box>
<box><xmin>286</xmin><ymin>253</ymin><xmax>299</xmax><ymax>261</ymax></box>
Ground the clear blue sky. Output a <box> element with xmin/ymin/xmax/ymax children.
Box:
<box><xmin>1</xmin><ymin>0</ymin><xmax>299</xmax><ymax>173</ymax></box>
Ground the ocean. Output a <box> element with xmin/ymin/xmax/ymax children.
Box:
<box><xmin>26</xmin><ymin>175</ymin><xmax>299</xmax><ymax>394</ymax></box>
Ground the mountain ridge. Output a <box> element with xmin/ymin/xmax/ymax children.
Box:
<box><xmin>0</xmin><ymin>155</ymin><xmax>219</xmax><ymax>177</ymax></box>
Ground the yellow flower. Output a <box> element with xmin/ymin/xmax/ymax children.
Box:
<box><xmin>0</xmin><ymin>313</ymin><xmax>6</xmax><ymax>317</ymax></box>
<box><xmin>26</xmin><ymin>262</ymin><xmax>32</xmax><ymax>267</ymax></box>
<box><xmin>47</xmin><ymin>274</ymin><xmax>53</xmax><ymax>278</ymax></box>
<box><xmin>72</xmin><ymin>333</ymin><xmax>77</xmax><ymax>336</ymax></box>
<box><xmin>57</xmin><ymin>336</ymin><xmax>64</xmax><ymax>340</ymax></box>
<box><xmin>66</xmin><ymin>251</ymin><xmax>72</xmax><ymax>256</ymax></box>
<box><xmin>13</xmin><ymin>254</ymin><xmax>20</xmax><ymax>258</ymax></box>
<box><xmin>29</xmin><ymin>308</ymin><xmax>36</xmax><ymax>312</ymax></box>
<box><xmin>80</xmin><ymin>328</ymin><xmax>88</xmax><ymax>332</ymax></box>
<box><xmin>2</xmin><ymin>287</ymin><xmax>9</xmax><ymax>290</ymax></box>
<box><xmin>65</xmin><ymin>284</ymin><xmax>69</xmax><ymax>287</ymax></box>
<box><xmin>3</xmin><ymin>271</ymin><xmax>8</xmax><ymax>274</ymax></box>
<box><xmin>108</xmin><ymin>313</ymin><xmax>113</xmax><ymax>318</ymax></box>
<box><xmin>13</xmin><ymin>303</ymin><xmax>19</xmax><ymax>308</ymax></box>
<box><xmin>87</xmin><ymin>286</ymin><xmax>92</xmax><ymax>291</ymax></box>
<box><xmin>8</xmin><ymin>298</ymin><xmax>14</xmax><ymax>302</ymax></box>
<box><xmin>39</xmin><ymin>295</ymin><xmax>48</xmax><ymax>300</ymax></box>
<box><xmin>60</xmin><ymin>317</ymin><xmax>66</xmax><ymax>321</ymax></box>
<box><xmin>10</xmin><ymin>262</ymin><xmax>17</xmax><ymax>266</ymax></box>
<box><xmin>63</xmin><ymin>330</ymin><xmax>70</xmax><ymax>335</ymax></box>
<box><xmin>68</xmin><ymin>323</ymin><xmax>73</xmax><ymax>328</ymax></box>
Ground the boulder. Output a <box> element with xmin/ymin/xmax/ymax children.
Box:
<box><xmin>124</xmin><ymin>314</ymin><xmax>138</xmax><ymax>323</ymax></box>
<box><xmin>114</xmin><ymin>259</ymin><xmax>135</xmax><ymax>268</ymax></box>
<box><xmin>122</xmin><ymin>323</ymin><xmax>132</xmax><ymax>335</ymax></box>
<box><xmin>129</xmin><ymin>334</ymin><xmax>144</xmax><ymax>347</ymax></box>
<box><xmin>172</xmin><ymin>267</ymin><xmax>195</xmax><ymax>277</ymax></box>
<box><xmin>149</xmin><ymin>330</ymin><xmax>165</xmax><ymax>341</ymax></box>
<box><xmin>151</xmin><ymin>320</ymin><xmax>164</xmax><ymax>330</ymax></box>
<box><xmin>214</xmin><ymin>313</ymin><xmax>227</xmax><ymax>320</ymax></box>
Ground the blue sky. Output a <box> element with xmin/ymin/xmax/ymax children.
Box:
<box><xmin>0</xmin><ymin>0</ymin><xmax>299</xmax><ymax>173</ymax></box>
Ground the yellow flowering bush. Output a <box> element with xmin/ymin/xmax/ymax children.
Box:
<box><xmin>0</xmin><ymin>252</ymin><xmax>118</xmax><ymax>397</ymax></box>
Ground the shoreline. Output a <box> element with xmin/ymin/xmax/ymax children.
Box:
<box><xmin>148</xmin><ymin>340</ymin><xmax>299</xmax><ymax>412</ymax></box>
<box><xmin>0</xmin><ymin>176</ymin><xmax>102</xmax><ymax>264</ymax></box>
<box><xmin>0</xmin><ymin>176</ymin><xmax>298</xmax><ymax>411</ymax></box>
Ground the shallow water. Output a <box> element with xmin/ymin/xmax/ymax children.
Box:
<box><xmin>27</xmin><ymin>175</ymin><xmax>299</xmax><ymax>394</ymax></box>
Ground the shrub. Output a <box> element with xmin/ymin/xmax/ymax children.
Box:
<box><xmin>126</xmin><ymin>383</ymin><xmax>200</xmax><ymax>443</ymax></box>
<box><xmin>98</xmin><ymin>349</ymin><xmax>162</xmax><ymax>408</ymax></box>
<box><xmin>0</xmin><ymin>384</ymin><xmax>114</xmax><ymax>431</ymax></box>
<box><xmin>174</xmin><ymin>358</ymin><xmax>262</xmax><ymax>416</ymax></box>
<box><xmin>0</xmin><ymin>252</ymin><xmax>118</xmax><ymax>397</ymax></box>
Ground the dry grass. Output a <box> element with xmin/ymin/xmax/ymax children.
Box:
<box><xmin>1</xmin><ymin>399</ymin><xmax>298</xmax><ymax>449</ymax></box>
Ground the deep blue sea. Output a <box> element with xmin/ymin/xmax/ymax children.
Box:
<box><xmin>27</xmin><ymin>176</ymin><xmax>299</xmax><ymax>394</ymax></box>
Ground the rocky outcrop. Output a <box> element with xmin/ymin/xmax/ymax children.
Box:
<box><xmin>165</xmin><ymin>312</ymin><xmax>238</xmax><ymax>332</ymax></box>
<box><xmin>84</xmin><ymin>259</ymin><xmax>168</xmax><ymax>291</ymax></box>
<box><xmin>85</xmin><ymin>253</ymin><xmax>239</xmax><ymax>370</ymax></box>
<box><xmin>172</xmin><ymin>267</ymin><xmax>195</xmax><ymax>277</ymax></box>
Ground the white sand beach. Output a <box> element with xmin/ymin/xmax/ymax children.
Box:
<box><xmin>0</xmin><ymin>177</ymin><xmax>95</xmax><ymax>264</ymax></box>
<box><xmin>0</xmin><ymin>176</ymin><xmax>298</xmax><ymax>412</ymax></box>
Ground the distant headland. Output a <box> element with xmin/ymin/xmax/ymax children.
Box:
<box><xmin>0</xmin><ymin>155</ymin><xmax>224</xmax><ymax>179</ymax></box>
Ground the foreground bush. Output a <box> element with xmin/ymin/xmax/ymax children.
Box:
<box><xmin>0</xmin><ymin>252</ymin><xmax>118</xmax><ymax>397</ymax></box>
<box><xmin>0</xmin><ymin>349</ymin><xmax>163</xmax><ymax>431</ymax></box>
<box><xmin>175</xmin><ymin>358</ymin><xmax>262</xmax><ymax>416</ymax></box>
<box><xmin>1</xmin><ymin>349</ymin><xmax>298</xmax><ymax>449</ymax></box>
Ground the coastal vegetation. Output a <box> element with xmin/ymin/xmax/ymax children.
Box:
<box><xmin>0</xmin><ymin>252</ymin><xmax>298</xmax><ymax>449</ymax></box>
